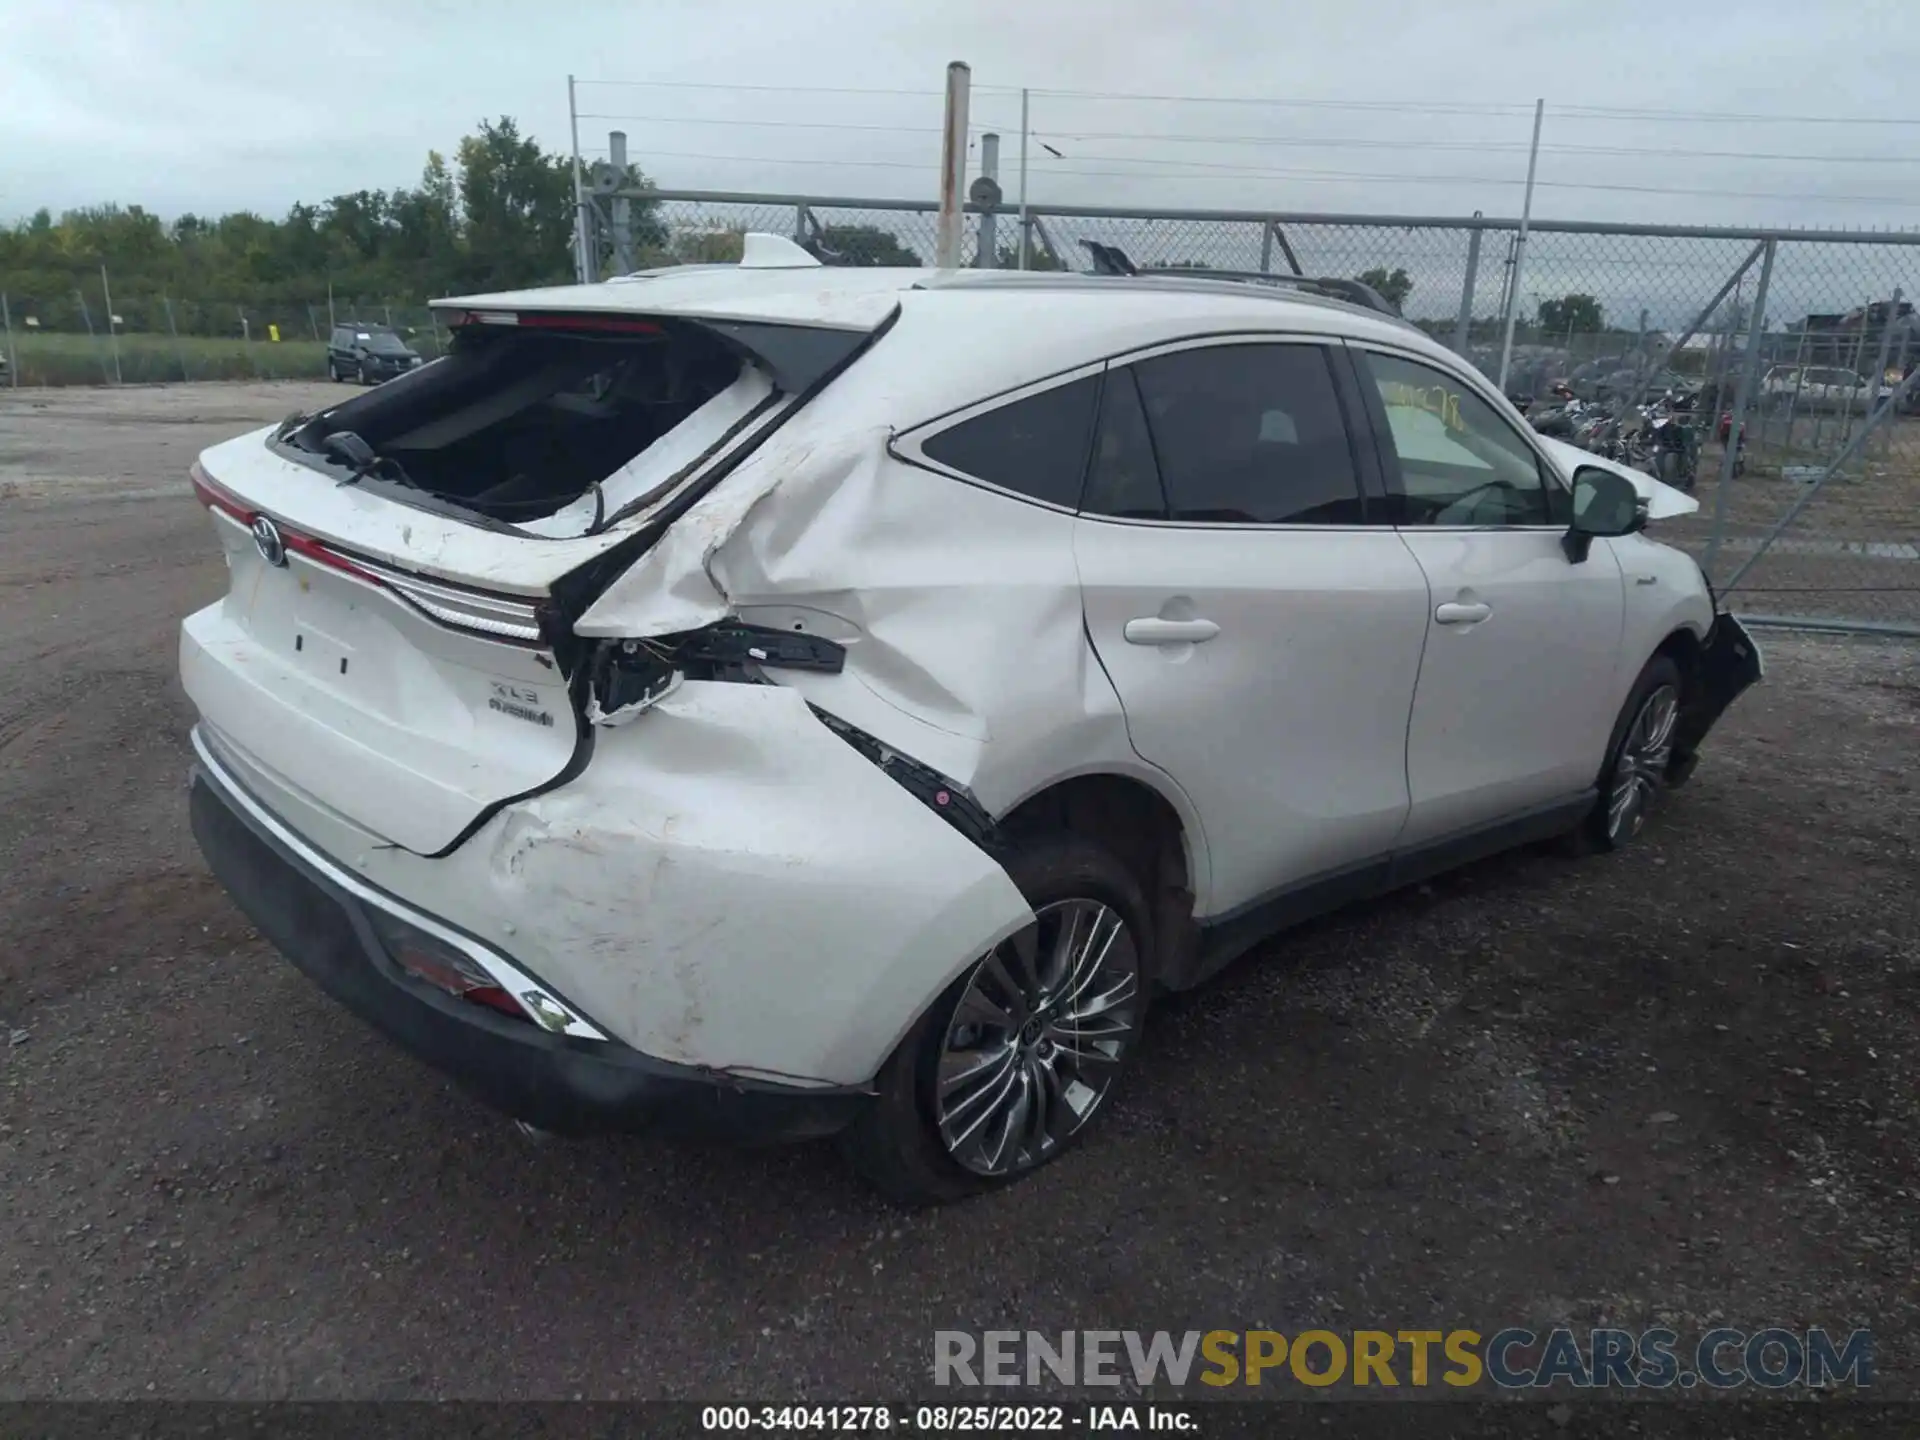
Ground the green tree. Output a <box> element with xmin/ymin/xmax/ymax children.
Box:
<box><xmin>672</xmin><ymin>228</ymin><xmax>746</xmax><ymax>264</ymax></box>
<box><xmin>1357</xmin><ymin>266</ymin><xmax>1414</xmax><ymax>308</ymax></box>
<box><xmin>1537</xmin><ymin>293</ymin><xmax>1605</xmax><ymax>334</ymax></box>
<box><xmin>0</xmin><ymin>116</ymin><xmax>667</xmax><ymax>332</ymax></box>
<box><xmin>455</xmin><ymin>117</ymin><xmax>576</xmax><ymax>289</ymax></box>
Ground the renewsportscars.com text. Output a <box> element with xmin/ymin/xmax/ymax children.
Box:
<box><xmin>934</xmin><ymin>1327</ymin><xmax>1873</xmax><ymax>1390</ymax></box>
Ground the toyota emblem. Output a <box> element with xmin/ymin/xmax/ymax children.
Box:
<box><xmin>250</xmin><ymin>514</ymin><xmax>287</xmax><ymax>567</ymax></box>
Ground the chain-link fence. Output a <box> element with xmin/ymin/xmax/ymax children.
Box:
<box><xmin>6</xmin><ymin>192</ymin><xmax>1916</xmax><ymax>635</ymax></box>
<box><xmin>604</xmin><ymin>190</ymin><xmax>1919</xmax><ymax>635</ymax></box>
<box><xmin>0</xmin><ymin>290</ymin><xmax>450</xmax><ymax>386</ymax></box>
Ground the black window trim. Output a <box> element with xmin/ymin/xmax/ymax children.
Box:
<box><xmin>1347</xmin><ymin>339</ymin><xmax>1574</xmax><ymax>534</ymax></box>
<box><xmin>1077</xmin><ymin>332</ymin><xmax>1383</xmax><ymax>533</ymax></box>
<box><xmin>889</xmin><ymin>357</ymin><xmax>1109</xmax><ymax>515</ymax></box>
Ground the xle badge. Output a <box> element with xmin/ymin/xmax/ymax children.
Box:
<box><xmin>489</xmin><ymin>681</ymin><xmax>554</xmax><ymax>728</ymax></box>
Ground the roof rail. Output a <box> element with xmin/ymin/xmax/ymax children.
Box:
<box><xmin>1168</xmin><ymin>269</ymin><xmax>1404</xmax><ymax>318</ymax></box>
<box><xmin>1078</xmin><ymin>240</ymin><xmax>1402</xmax><ymax>318</ymax></box>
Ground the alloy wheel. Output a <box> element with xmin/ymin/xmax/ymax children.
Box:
<box><xmin>934</xmin><ymin>899</ymin><xmax>1140</xmax><ymax>1178</ymax></box>
<box><xmin>1608</xmin><ymin>683</ymin><xmax>1679</xmax><ymax>843</ymax></box>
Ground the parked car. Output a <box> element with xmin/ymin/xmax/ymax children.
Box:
<box><xmin>1761</xmin><ymin>364</ymin><xmax>1876</xmax><ymax>413</ymax></box>
<box><xmin>182</xmin><ymin>239</ymin><xmax>1761</xmax><ymax>1203</ymax></box>
<box><xmin>327</xmin><ymin>323</ymin><xmax>422</xmax><ymax>384</ymax></box>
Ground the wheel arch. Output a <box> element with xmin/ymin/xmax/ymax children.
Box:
<box><xmin>997</xmin><ymin>770</ymin><xmax>1204</xmax><ymax>991</ymax></box>
<box><xmin>1650</xmin><ymin>621</ymin><xmax>1714</xmax><ymax>726</ymax></box>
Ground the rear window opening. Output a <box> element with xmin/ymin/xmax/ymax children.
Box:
<box><xmin>284</xmin><ymin>319</ymin><xmax>781</xmax><ymax>535</ymax></box>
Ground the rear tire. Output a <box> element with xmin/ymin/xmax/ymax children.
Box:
<box><xmin>840</xmin><ymin>836</ymin><xmax>1151</xmax><ymax>1206</ymax></box>
<box><xmin>1581</xmin><ymin>656</ymin><xmax>1683</xmax><ymax>853</ymax></box>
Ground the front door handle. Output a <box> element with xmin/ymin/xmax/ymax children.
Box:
<box><xmin>1124</xmin><ymin>617</ymin><xmax>1221</xmax><ymax>646</ymax></box>
<box><xmin>1434</xmin><ymin>601</ymin><xmax>1492</xmax><ymax>626</ymax></box>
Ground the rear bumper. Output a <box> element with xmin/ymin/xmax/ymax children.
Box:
<box><xmin>188</xmin><ymin>753</ymin><xmax>869</xmax><ymax>1143</ymax></box>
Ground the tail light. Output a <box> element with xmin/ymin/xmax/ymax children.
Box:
<box><xmin>190</xmin><ymin>462</ymin><xmax>547</xmax><ymax>644</ymax></box>
<box><xmin>436</xmin><ymin>308</ymin><xmax>662</xmax><ymax>336</ymax></box>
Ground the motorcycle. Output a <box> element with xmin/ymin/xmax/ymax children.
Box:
<box><xmin>1526</xmin><ymin>383</ymin><xmax>1582</xmax><ymax>441</ymax></box>
<box><xmin>1646</xmin><ymin>399</ymin><xmax>1700</xmax><ymax>492</ymax></box>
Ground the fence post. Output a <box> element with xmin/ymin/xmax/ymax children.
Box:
<box><xmin>1259</xmin><ymin>221</ymin><xmax>1273</xmax><ymax>275</ymax></box>
<box><xmin>1452</xmin><ymin>221</ymin><xmax>1483</xmax><ymax>357</ymax></box>
<box><xmin>163</xmin><ymin>296</ymin><xmax>188</xmax><ymax>381</ymax></box>
<box><xmin>976</xmin><ymin>133</ymin><xmax>1000</xmax><ymax>268</ymax></box>
<box><xmin>1266</xmin><ymin>222</ymin><xmax>1303</xmax><ymax>277</ymax></box>
<box><xmin>99</xmin><ymin>265</ymin><xmax>123</xmax><ymax>385</ymax></box>
<box><xmin>0</xmin><ymin>292</ymin><xmax>15</xmax><ymax>388</ymax></box>
<box><xmin>608</xmin><ymin>130</ymin><xmax>634</xmax><ymax>275</ymax></box>
<box><xmin>1704</xmin><ymin>238</ymin><xmax>1775</xmax><ymax>576</ymax></box>
<box><xmin>306</xmin><ymin>304</ymin><xmax>321</xmax><ymax>341</ymax></box>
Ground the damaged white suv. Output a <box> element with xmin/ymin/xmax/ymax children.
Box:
<box><xmin>182</xmin><ymin>237</ymin><xmax>1760</xmax><ymax>1203</ymax></box>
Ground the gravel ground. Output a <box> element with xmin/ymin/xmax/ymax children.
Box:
<box><xmin>1</xmin><ymin>383</ymin><xmax>1915</xmax><ymax>1401</ymax></box>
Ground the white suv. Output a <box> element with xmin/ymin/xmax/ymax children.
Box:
<box><xmin>180</xmin><ymin>237</ymin><xmax>1760</xmax><ymax>1203</ymax></box>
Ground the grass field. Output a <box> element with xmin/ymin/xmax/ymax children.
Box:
<box><xmin>4</xmin><ymin>331</ymin><xmax>337</xmax><ymax>386</ymax></box>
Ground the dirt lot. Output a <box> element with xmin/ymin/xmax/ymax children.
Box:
<box><xmin>1</xmin><ymin>383</ymin><xmax>1916</xmax><ymax>1401</ymax></box>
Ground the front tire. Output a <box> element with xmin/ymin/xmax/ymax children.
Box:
<box><xmin>841</xmin><ymin>836</ymin><xmax>1150</xmax><ymax>1206</ymax></box>
<box><xmin>1584</xmin><ymin>656</ymin><xmax>1683</xmax><ymax>852</ymax></box>
<box><xmin>357</xmin><ymin>360</ymin><xmax>372</xmax><ymax>386</ymax></box>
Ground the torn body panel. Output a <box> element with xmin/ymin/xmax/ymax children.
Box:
<box><xmin>570</xmin><ymin>379</ymin><xmax>1208</xmax><ymax>895</ymax></box>
<box><xmin>196</xmin><ymin>682</ymin><xmax>1033</xmax><ymax>1087</ymax></box>
<box><xmin>1673</xmin><ymin>612</ymin><xmax>1765</xmax><ymax>765</ymax></box>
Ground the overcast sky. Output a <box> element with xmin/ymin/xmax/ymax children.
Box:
<box><xmin>3</xmin><ymin>0</ymin><xmax>1917</xmax><ymax>232</ymax></box>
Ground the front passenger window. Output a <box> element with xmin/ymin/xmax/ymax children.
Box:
<box><xmin>1361</xmin><ymin>351</ymin><xmax>1566</xmax><ymax>527</ymax></box>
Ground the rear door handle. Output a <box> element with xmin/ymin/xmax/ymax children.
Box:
<box><xmin>1434</xmin><ymin>601</ymin><xmax>1492</xmax><ymax>626</ymax></box>
<box><xmin>1124</xmin><ymin>617</ymin><xmax>1221</xmax><ymax>646</ymax></box>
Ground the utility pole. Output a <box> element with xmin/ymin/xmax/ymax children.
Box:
<box><xmin>1017</xmin><ymin>87</ymin><xmax>1031</xmax><ymax>271</ymax></box>
<box><xmin>935</xmin><ymin>61</ymin><xmax>971</xmax><ymax>269</ymax></box>
<box><xmin>568</xmin><ymin>75</ymin><xmax>592</xmax><ymax>284</ymax></box>
<box><xmin>1496</xmin><ymin>99</ymin><xmax>1545</xmax><ymax>395</ymax></box>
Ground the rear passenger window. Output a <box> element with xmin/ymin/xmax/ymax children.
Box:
<box><xmin>920</xmin><ymin>376</ymin><xmax>1100</xmax><ymax>508</ymax></box>
<box><xmin>1127</xmin><ymin>344</ymin><xmax>1364</xmax><ymax>525</ymax></box>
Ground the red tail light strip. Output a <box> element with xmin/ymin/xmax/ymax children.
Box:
<box><xmin>435</xmin><ymin>308</ymin><xmax>663</xmax><ymax>335</ymax></box>
<box><xmin>190</xmin><ymin>463</ymin><xmax>545</xmax><ymax>644</ymax></box>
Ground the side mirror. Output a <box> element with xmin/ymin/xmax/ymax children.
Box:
<box><xmin>1563</xmin><ymin>465</ymin><xmax>1645</xmax><ymax>562</ymax></box>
